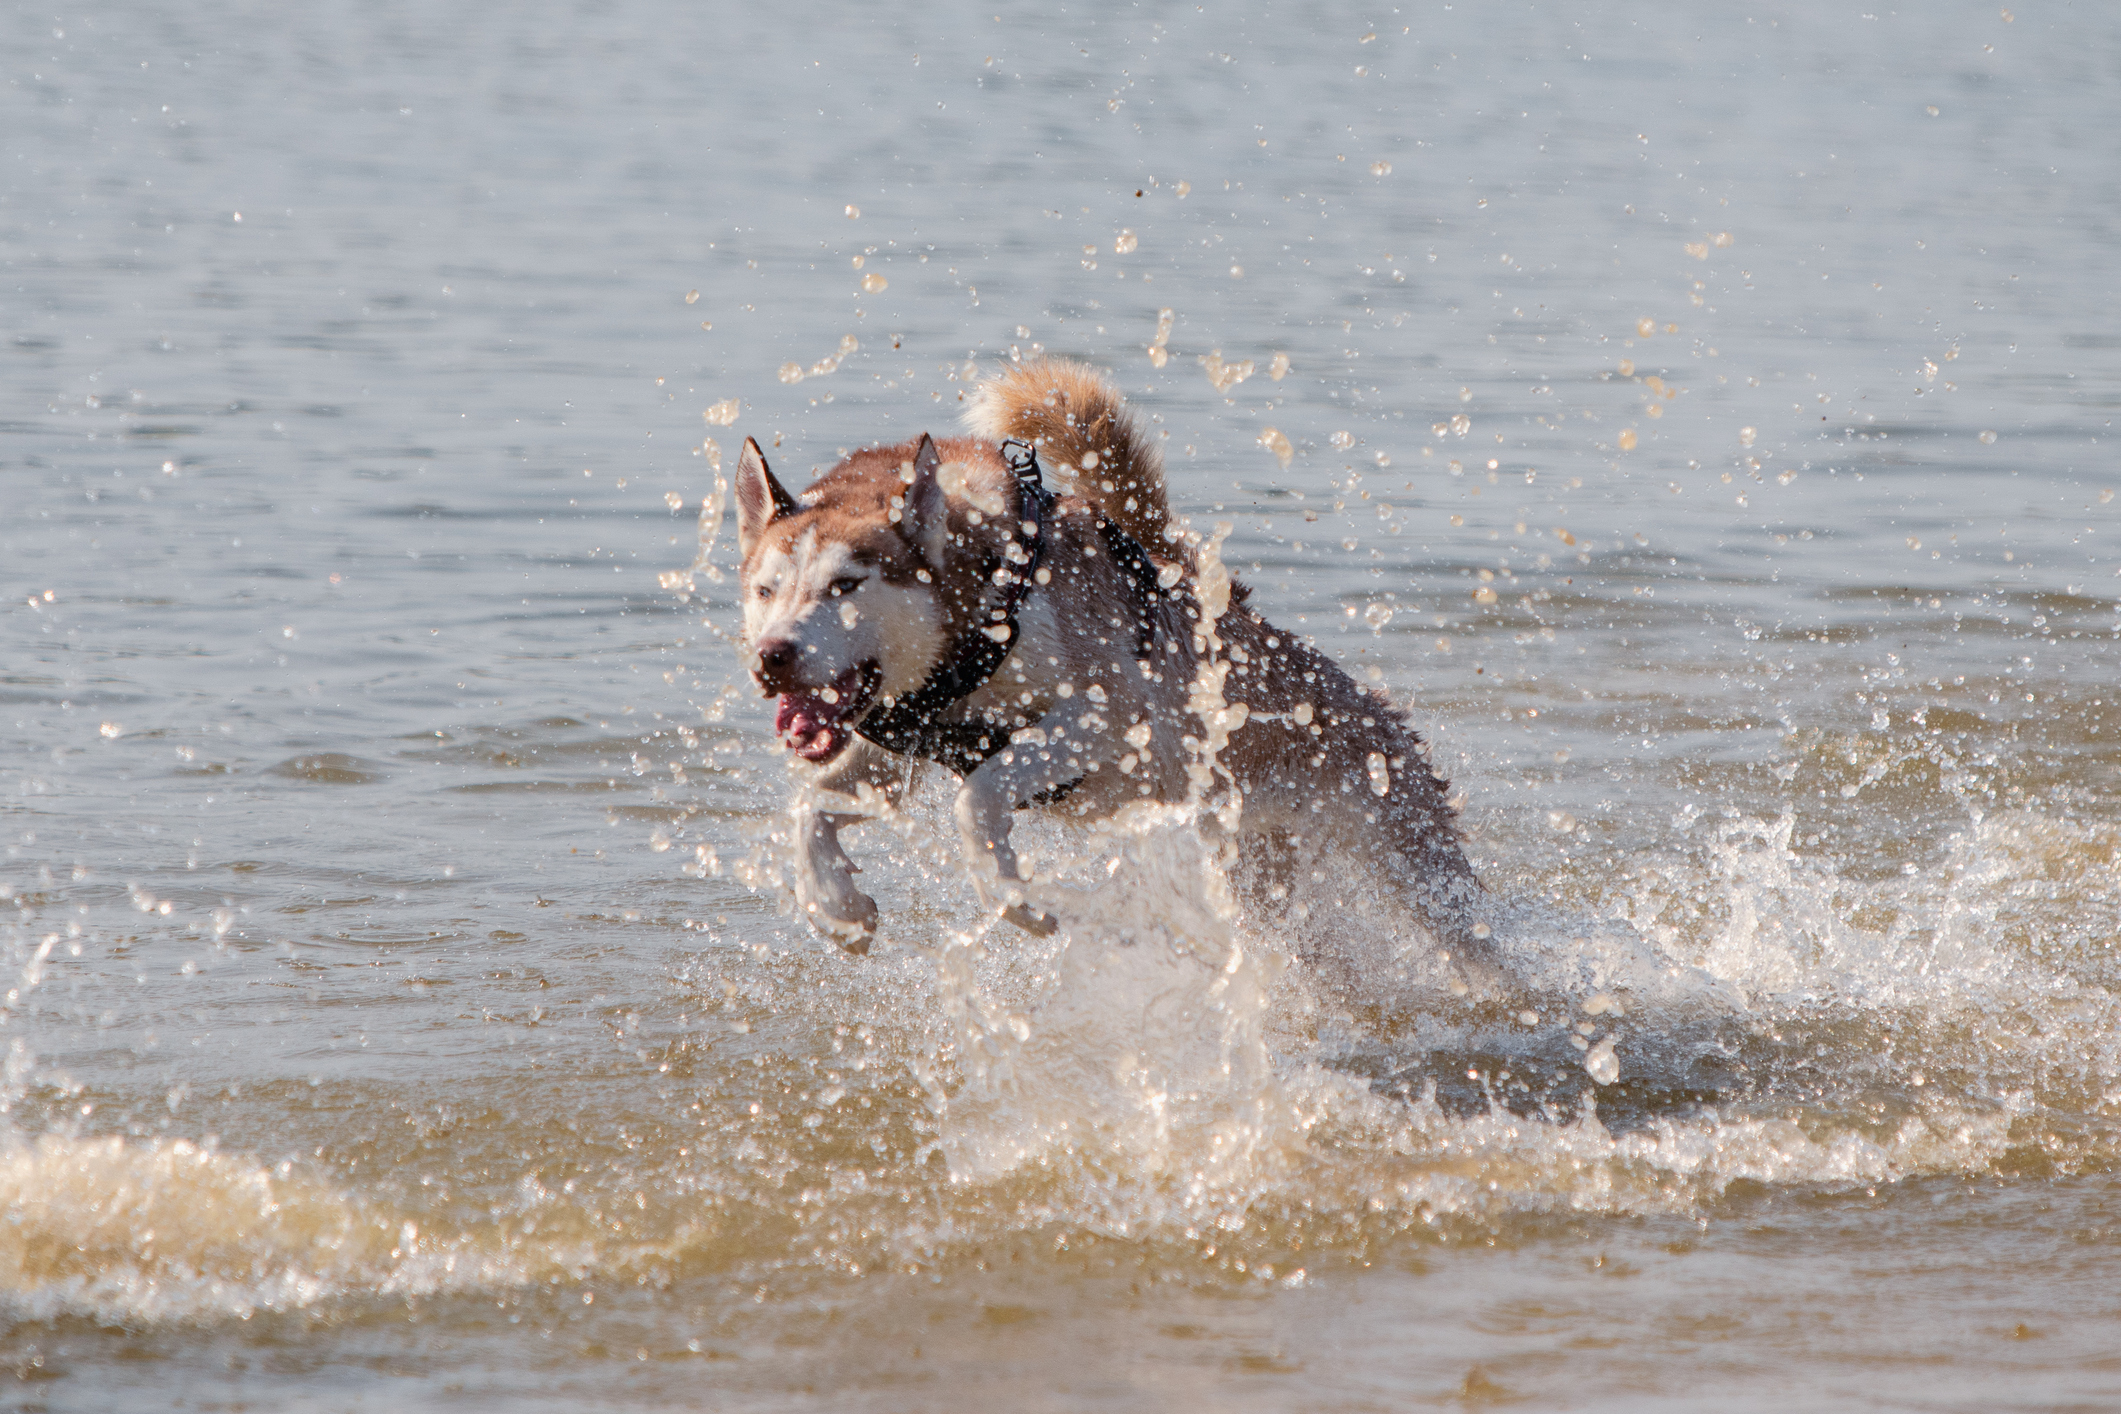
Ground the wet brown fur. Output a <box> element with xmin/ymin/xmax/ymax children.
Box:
<box><xmin>969</xmin><ymin>355</ymin><xmax>1175</xmax><ymax>553</ymax></box>
<box><xmin>740</xmin><ymin>437</ymin><xmax>1015</xmax><ymax>643</ymax></box>
<box><xmin>960</xmin><ymin>365</ymin><xmax>1441</xmax><ymax>857</ymax></box>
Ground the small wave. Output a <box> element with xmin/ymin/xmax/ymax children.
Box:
<box><xmin>0</xmin><ymin>1136</ymin><xmax>551</xmax><ymax>1322</ymax></box>
<box><xmin>265</xmin><ymin>753</ymin><xmax>387</xmax><ymax>785</ymax></box>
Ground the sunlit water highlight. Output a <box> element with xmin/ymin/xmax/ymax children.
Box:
<box><xmin>4</xmin><ymin>2</ymin><xmax>2120</xmax><ymax>1409</ymax></box>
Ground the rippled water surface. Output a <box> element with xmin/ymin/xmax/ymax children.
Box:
<box><xmin>6</xmin><ymin>2</ymin><xmax>2121</xmax><ymax>1409</ymax></box>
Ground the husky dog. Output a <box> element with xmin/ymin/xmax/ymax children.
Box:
<box><xmin>735</xmin><ymin>357</ymin><xmax>1483</xmax><ymax>969</ymax></box>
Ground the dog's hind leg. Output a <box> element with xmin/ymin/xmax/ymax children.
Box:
<box><xmin>1379</xmin><ymin>818</ymin><xmax>1514</xmax><ymax>998</ymax></box>
<box><xmin>1413</xmin><ymin>856</ymin><xmax>1502</xmax><ymax>985</ymax></box>
<box><xmin>1227</xmin><ymin>826</ymin><xmax>1301</xmax><ymax>920</ymax></box>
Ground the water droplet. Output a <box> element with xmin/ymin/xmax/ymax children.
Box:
<box><xmin>1369</xmin><ymin>160</ymin><xmax>1392</xmax><ymax>176</ymax></box>
<box><xmin>1258</xmin><ymin>427</ymin><xmax>1293</xmax><ymax>468</ymax></box>
<box><xmin>704</xmin><ymin>399</ymin><xmax>741</xmax><ymax>424</ymax></box>
<box><xmin>684</xmin><ymin>289</ymin><xmax>699</xmax><ymax>304</ymax></box>
<box><xmin>860</xmin><ymin>272</ymin><xmax>888</xmax><ymax>294</ymax></box>
<box><xmin>1201</xmin><ymin>351</ymin><xmax>1256</xmax><ymax>392</ymax></box>
<box><xmin>1114</xmin><ymin>229</ymin><xmax>1138</xmax><ymax>254</ymax></box>
<box><xmin>1618</xmin><ymin>428</ymin><xmax>1639</xmax><ymax>451</ymax></box>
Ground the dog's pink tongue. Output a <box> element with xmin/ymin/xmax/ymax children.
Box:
<box><xmin>776</xmin><ymin>692</ymin><xmax>839</xmax><ymax>761</ymax></box>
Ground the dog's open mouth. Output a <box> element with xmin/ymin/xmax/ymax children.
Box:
<box><xmin>775</xmin><ymin>662</ymin><xmax>881</xmax><ymax>763</ymax></box>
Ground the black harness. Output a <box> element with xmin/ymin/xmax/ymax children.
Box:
<box><xmin>854</xmin><ymin>440</ymin><xmax>1054</xmax><ymax>776</ymax></box>
<box><xmin>853</xmin><ymin>440</ymin><xmax>1170</xmax><ymax>778</ymax></box>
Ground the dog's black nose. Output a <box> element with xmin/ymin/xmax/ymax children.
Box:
<box><xmin>755</xmin><ymin>637</ymin><xmax>800</xmax><ymax>691</ymax></box>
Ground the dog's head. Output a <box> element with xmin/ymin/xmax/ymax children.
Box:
<box><xmin>735</xmin><ymin>433</ymin><xmax>1021</xmax><ymax>764</ymax></box>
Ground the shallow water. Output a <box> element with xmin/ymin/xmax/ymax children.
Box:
<box><xmin>5</xmin><ymin>2</ymin><xmax>2121</xmax><ymax>1408</ymax></box>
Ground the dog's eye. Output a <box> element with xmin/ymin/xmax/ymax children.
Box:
<box><xmin>829</xmin><ymin>577</ymin><xmax>863</xmax><ymax>597</ymax></box>
<box><xmin>755</xmin><ymin>582</ymin><xmax>774</xmax><ymax>599</ymax></box>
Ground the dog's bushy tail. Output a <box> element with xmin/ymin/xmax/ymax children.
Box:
<box><xmin>967</xmin><ymin>357</ymin><xmax>1172</xmax><ymax>551</ymax></box>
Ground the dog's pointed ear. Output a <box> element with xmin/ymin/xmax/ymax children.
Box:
<box><xmin>899</xmin><ymin>433</ymin><xmax>951</xmax><ymax>566</ymax></box>
<box><xmin>735</xmin><ymin>437</ymin><xmax>798</xmax><ymax>559</ymax></box>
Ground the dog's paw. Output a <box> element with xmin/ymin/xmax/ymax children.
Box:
<box><xmin>803</xmin><ymin>890</ymin><xmax>878</xmax><ymax>954</ymax></box>
<box><xmin>1001</xmin><ymin>903</ymin><xmax>1058</xmax><ymax>937</ymax></box>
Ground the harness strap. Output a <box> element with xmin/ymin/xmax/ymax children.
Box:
<box><xmin>853</xmin><ymin>441</ymin><xmax>1173</xmax><ymax>778</ymax></box>
<box><xmin>853</xmin><ymin>440</ymin><xmax>1052</xmax><ymax>775</ymax></box>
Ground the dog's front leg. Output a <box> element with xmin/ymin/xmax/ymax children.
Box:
<box><xmin>792</xmin><ymin>737</ymin><xmax>911</xmax><ymax>952</ymax></box>
<box><xmin>953</xmin><ymin>718</ymin><xmax>1082</xmax><ymax>936</ymax></box>
<box><xmin>793</xmin><ymin>810</ymin><xmax>876</xmax><ymax>947</ymax></box>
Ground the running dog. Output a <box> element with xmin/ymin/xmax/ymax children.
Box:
<box><xmin>735</xmin><ymin>357</ymin><xmax>1483</xmax><ymax>967</ymax></box>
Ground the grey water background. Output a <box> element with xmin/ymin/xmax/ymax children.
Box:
<box><xmin>5</xmin><ymin>1</ymin><xmax>2121</xmax><ymax>1409</ymax></box>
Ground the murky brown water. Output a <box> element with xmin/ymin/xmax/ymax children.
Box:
<box><xmin>5</xmin><ymin>2</ymin><xmax>2121</xmax><ymax>1409</ymax></box>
